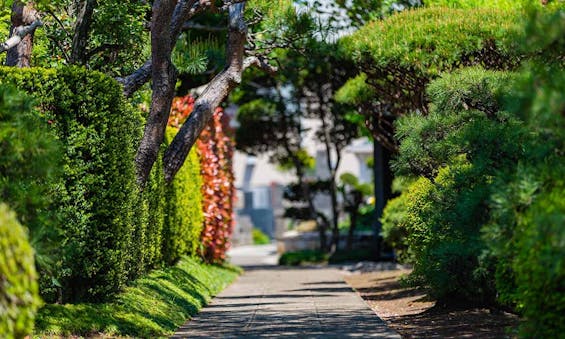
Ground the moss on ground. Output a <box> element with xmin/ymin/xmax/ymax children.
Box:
<box><xmin>35</xmin><ymin>257</ymin><xmax>241</xmax><ymax>337</ymax></box>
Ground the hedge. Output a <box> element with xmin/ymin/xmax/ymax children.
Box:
<box><xmin>0</xmin><ymin>83</ymin><xmax>61</xmax><ymax>299</ymax></box>
<box><xmin>162</xmin><ymin>127</ymin><xmax>204</xmax><ymax>265</ymax></box>
<box><xmin>0</xmin><ymin>204</ymin><xmax>41</xmax><ymax>339</ymax></box>
<box><xmin>0</xmin><ymin>67</ymin><xmax>143</xmax><ymax>302</ymax></box>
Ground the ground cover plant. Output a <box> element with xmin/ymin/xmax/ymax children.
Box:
<box><xmin>35</xmin><ymin>257</ymin><xmax>240</xmax><ymax>337</ymax></box>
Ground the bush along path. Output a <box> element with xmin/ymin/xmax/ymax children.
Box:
<box><xmin>173</xmin><ymin>245</ymin><xmax>400</xmax><ymax>338</ymax></box>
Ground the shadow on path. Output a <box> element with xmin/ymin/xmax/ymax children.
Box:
<box><xmin>172</xmin><ymin>244</ymin><xmax>400</xmax><ymax>338</ymax></box>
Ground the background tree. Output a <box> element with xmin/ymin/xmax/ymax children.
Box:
<box><xmin>338</xmin><ymin>172</ymin><xmax>372</xmax><ymax>251</ymax></box>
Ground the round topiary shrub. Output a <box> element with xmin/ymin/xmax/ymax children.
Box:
<box><xmin>0</xmin><ymin>203</ymin><xmax>41</xmax><ymax>338</ymax></box>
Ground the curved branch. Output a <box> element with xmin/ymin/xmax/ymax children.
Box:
<box><xmin>135</xmin><ymin>0</ymin><xmax>179</xmax><ymax>185</ymax></box>
<box><xmin>163</xmin><ymin>2</ymin><xmax>247</xmax><ymax>182</ymax></box>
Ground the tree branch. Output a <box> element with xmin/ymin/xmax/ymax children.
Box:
<box><xmin>135</xmin><ymin>0</ymin><xmax>179</xmax><ymax>185</ymax></box>
<box><xmin>243</xmin><ymin>56</ymin><xmax>277</xmax><ymax>74</ymax></box>
<box><xmin>5</xmin><ymin>1</ymin><xmax>40</xmax><ymax>67</ymax></box>
<box><xmin>1</xmin><ymin>20</ymin><xmax>42</xmax><ymax>54</ymax></box>
<box><xmin>70</xmin><ymin>0</ymin><xmax>97</xmax><ymax>64</ymax></box>
<box><xmin>163</xmin><ymin>2</ymin><xmax>247</xmax><ymax>182</ymax></box>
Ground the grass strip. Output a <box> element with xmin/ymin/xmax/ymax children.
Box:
<box><xmin>34</xmin><ymin>257</ymin><xmax>241</xmax><ymax>337</ymax></box>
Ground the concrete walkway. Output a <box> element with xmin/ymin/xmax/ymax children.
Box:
<box><xmin>172</xmin><ymin>245</ymin><xmax>400</xmax><ymax>338</ymax></box>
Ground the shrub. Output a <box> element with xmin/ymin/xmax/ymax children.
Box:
<box><xmin>0</xmin><ymin>67</ymin><xmax>144</xmax><ymax>302</ymax></box>
<box><xmin>390</xmin><ymin>68</ymin><xmax>527</xmax><ymax>303</ymax></box>
<box><xmin>381</xmin><ymin>193</ymin><xmax>412</xmax><ymax>263</ymax></box>
<box><xmin>484</xmin><ymin>62</ymin><xmax>565</xmax><ymax>337</ymax></box>
<box><xmin>197</xmin><ymin>107</ymin><xmax>236</xmax><ymax>263</ymax></box>
<box><xmin>162</xmin><ymin>127</ymin><xmax>204</xmax><ymax>264</ymax></box>
<box><xmin>279</xmin><ymin>250</ymin><xmax>328</xmax><ymax>266</ymax></box>
<box><xmin>170</xmin><ymin>96</ymin><xmax>235</xmax><ymax>264</ymax></box>
<box><xmin>129</xmin><ymin>152</ymin><xmax>166</xmax><ymax>278</ymax></box>
<box><xmin>252</xmin><ymin>228</ymin><xmax>270</xmax><ymax>245</ymax></box>
<box><xmin>0</xmin><ymin>204</ymin><xmax>41</xmax><ymax>338</ymax></box>
<box><xmin>0</xmin><ymin>84</ymin><xmax>61</xmax><ymax>298</ymax></box>
<box><xmin>512</xmin><ymin>184</ymin><xmax>565</xmax><ymax>338</ymax></box>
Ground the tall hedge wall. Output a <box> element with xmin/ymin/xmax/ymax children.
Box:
<box><xmin>0</xmin><ymin>67</ymin><xmax>210</xmax><ymax>304</ymax></box>
<box><xmin>163</xmin><ymin>126</ymin><xmax>204</xmax><ymax>265</ymax></box>
<box><xmin>0</xmin><ymin>67</ymin><xmax>142</xmax><ymax>302</ymax></box>
<box><xmin>0</xmin><ymin>83</ymin><xmax>61</xmax><ymax>300</ymax></box>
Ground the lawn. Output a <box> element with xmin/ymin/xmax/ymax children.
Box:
<box><xmin>35</xmin><ymin>257</ymin><xmax>241</xmax><ymax>337</ymax></box>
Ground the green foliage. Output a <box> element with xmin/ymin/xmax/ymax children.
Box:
<box><xmin>0</xmin><ymin>84</ymin><xmax>62</xmax><ymax>293</ymax></box>
<box><xmin>0</xmin><ymin>204</ymin><xmax>41</xmax><ymax>339</ymax></box>
<box><xmin>173</xmin><ymin>33</ymin><xmax>223</xmax><ymax>75</ymax></box>
<box><xmin>339</xmin><ymin>172</ymin><xmax>372</xmax><ymax>196</ymax></box>
<box><xmin>381</xmin><ymin>191</ymin><xmax>412</xmax><ymax>263</ymax></box>
<box><xmin>393</xmin><ymin>68</ymin><xmax>518</xmax><ymax>179</ymax></box>
<box><xmin>389</xmin><ymin>68</ymin><xmax>531</xmax><ymax>303</ymax></box>
<box><xmin>252</xmin><ymin>228</ymin><xmax>270</xmax><ymax>245</ymax></box>
<box><xmin>405</xmin><ymin>163</ymin><xmax>497</xmax><ymax>302</ymax></box>
<box><xmin>163</xmin><ymin>127</ymin><xmax>204</xmax><ymax>265</ymax></box>
<box><xmin>340</xmin><ymin>7</ymin><xmax>521</xmax><ymax>117</ymax></box>
<box><xmin>423</xmin><ymin>0</ymin><xmax>534</xmax><ymax>10</ymax></box>
<box><xmin>511</xmin><ymin>184</ymin><xmax>565</xmax><ymax>338</ymax></box>
<box><xmin>129</xmin><ymin>151</ymin><xmax>167</xmax><ymax>279</ymax></box>
<box><xmin>40</xmin><ymin>1</ymin><xmax>150</xmax><ymax>75</ymax></box>
<box><xmin>482</xmin><ymin>59</ymin><xmax>565</xmax><ymax>337</ymax></box>
<box><xmin>0</xmin><ymin>67</ymin><xmax>143</xmax><ymax>302</ymax></box>
<box><xmin>279</xmin><ymin>250</ymin><xmax>329</xmax><ymax>266</ymax></box>
<box><xmin>35</xmin><ymin>257</ymin><xmax>241</xmax><ymax>337</ymax></box>
<box><xmin>343</xmin><ymin>7</ymin><xmax>520</xmax><ymax>72</ymax></box>
<box><xmin>334</xmin><ymin>73</ymin><xmax>375</xmax><ymax>106</ymax></box>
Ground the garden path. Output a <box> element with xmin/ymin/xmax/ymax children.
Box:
<box><xmin>172</xmin><ymin>245</ymin><xmax>400</xmax><ymax>338</ymax></box>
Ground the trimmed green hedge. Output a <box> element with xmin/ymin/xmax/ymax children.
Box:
<box><xmin>0</xmin><ymin>67</ymin><xmax>144</xmax><ymax>302</ymax></box>
<box><xmin>162</xmin><ymin>127</ymin><xmax>204</xmax><ymax>265</ymax></box>
<box><xmin>0</xmin><ymin>67</ymin><xmax>208</xmax><ymax>303</ymax></box>
<box><xmin>0</xmin><ymin>84</ymin><xmax>62</xmax><ymax>298</ymax></box>
<box><xmin>0</xmin><ymin>204</ymin><xmax>41</xmax><ymax>339</ymax></box>
<box><xmin>0</xmin><ymin>67</ymin><xmax>205</xmax><ymax>304</ymax></box>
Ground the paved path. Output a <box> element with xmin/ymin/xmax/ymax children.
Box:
<box><xmin>172</xmin><ymin>245</ymin><xmax>400</xmax><ymax>338</ymax></box>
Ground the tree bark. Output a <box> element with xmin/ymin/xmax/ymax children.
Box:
<box><xmin>319</xmin><ymin>107</ymin><xmax>341</xmax><ymax>253</ymax></box>
<box><xmin>70</xmin><ymin>0</ymin><xmax>97</xmax><ymax>65</ymax></box>
<box><xmin>163</xmin><ymin>2</ymin><xmax>247</xmax><ymax>182</ymax></box>
<box><xmin>6</xmin><ymin>1</ymin><xmax>39</xmax><ymax>67</ymax></box>
<box><xmin>135</xmin><ymin>0</ymin><xmax>179</xmax><ymax>185</ymax></box>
